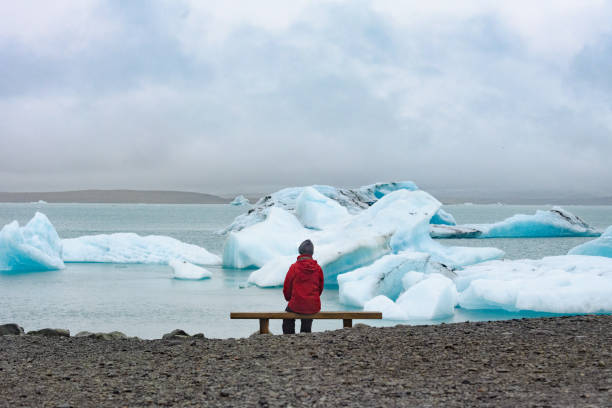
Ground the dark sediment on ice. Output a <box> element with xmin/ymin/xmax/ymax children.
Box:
<box><xmin>1</xmin><ymin>315</ymin><xmax>610</xmax><ymax>407</ymax></box>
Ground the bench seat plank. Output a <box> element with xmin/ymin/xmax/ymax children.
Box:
<box><xmin>230</xmin><ymin>311</ymin><xmax>382</xmax><ymax>320</ymax></box>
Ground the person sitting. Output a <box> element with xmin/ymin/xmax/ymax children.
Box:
<box><xmin>282</xmin><ymin>239</ymin><xmax>324</xmax><ymax>334</ymax></box>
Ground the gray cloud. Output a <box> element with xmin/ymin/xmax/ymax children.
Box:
<box><xmin>0</xmin><ymin>1</ymin><xmax>611</xmax><ymax>196</ymax></box>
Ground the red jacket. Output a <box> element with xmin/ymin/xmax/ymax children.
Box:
<box><xmin>283</xmin><ymin>255</ymin><xmax>324</xmax><ymax>314</ymax></box>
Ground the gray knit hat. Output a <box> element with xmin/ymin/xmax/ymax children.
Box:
<box><xmin>298</xmin><ymin>239</ymin><xmax>314</xmax><ymax>255</ymax></box>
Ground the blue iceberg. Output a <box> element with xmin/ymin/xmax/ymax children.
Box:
<box><xmin>0</xmin><ymin>212</ymin><xmax>65</xmax><ymax>272</ymax></box>
<box><xmin>568</xmin><ymin>226</ymin><xmax>612</xmax><ymax>258</ymax></box>
<box><xmin>431</xmin><ymin>207</ymin><xmax>599</xmax><ymax>238</ymax></box>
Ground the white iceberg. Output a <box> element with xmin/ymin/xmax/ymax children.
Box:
<box><xmin>295</xmin><ymin>187</ymin><xmax>349</xmax><ymax>230</ymax></box>
<box><xmin>568</xmin><ymin>226</ymin><xmax>612</xmax><ymax>258</ymax></box>
<box><xmin>363</xmin><ymin>274</ymin><xmax>458</xmax><ymax>320</ymax></box>
<box><xmin>62</xmin><ymin>233</ymin><xmax>221</xmax><ymax>265</ymax></box>
<box><xmin>431</xmin><ymin>207</ymin><xmax>599</xmax><ymax>238</ymax></box>
<box><xmin>0</xmin><ymin>212</ymin><xmax>65</xmax><ymax>272</ymax></box>
<box><xmin>230</xmin><ymin>195</ymin><xmax>250</xmax><ymax>206</ymax></box>
<box><xmin>456</xmin><ymin>255</ymin><xmax>612</xmax><ymax>314</ymax></box>
<box><xmin>242</xmin><ymin>189</ymin><xmax>502</xmax><ymax>288</ymax></box>
<box><xmin>219</xmin><ymin>181</ymin><xmax>454</xmax><ymax>234</ymax></box>
<box><xmin>338</xmin><ymin>252</ymin><xmax>447</xmax><ymax>307</ymax></box>
<box><xmin>170</xmin><ymin>259</ymin><xmax>212</xmax><ymax>280</ymax></box>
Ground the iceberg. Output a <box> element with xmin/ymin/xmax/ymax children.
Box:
<box><xmin>431</xmin><ymin>207</ymin><xmax>599</xmax><ymax>238</ymax></box>
<box><xmin>170</xmin><ymin>259</ymin><xmax>212</xmax><ymax>280</ymax></box>
<box><xmin>218</xmin><ymin>181</ymin><xmax>453</xmax><ymax>234</ymax></box>
<box><xmin>230</xmin><ymin>195</ymin><xmax>250</xmax><ymax>206</ymax></box>
<box><xmin>568</xmin><ymin>226</ymin><xmax>612</xmax><ymax>258</ymax></box>
<box><xmin>337</xmin><ymin>252</ymin><xmax>451</xmax><ymax>307</ymax></box>
<box><xmin>0</xmin><ymin>212</ymin><xmax>65</xmax><ymax>272</ymax></box>
<box><xmin>243</xmin><ymin>189</ymin><xmax>502</xmax><ymax>288</ymax></box>
<box><xmin>363</xmin><ymin>274</ymin><xmax>458</xmax><ymax>320</ymax></box>
<box><xmin>62</xmin><ymin>233</ymin><xmax>221</xmax><ymax>265</ymax></box>
<box><xmin>456</xmin><ymin>255</ymin><xmax>612</xmax><ymax>314</ymax></box>
<box><xmin>244</xmin><ymin>189</ymin><xmax>437</xmax><ymax>285</ymax></box>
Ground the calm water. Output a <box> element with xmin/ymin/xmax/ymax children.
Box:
<box><xmin>1</xmin><ymin>203</ymin><xmax>611</xmax><ymax>338</ymax></box>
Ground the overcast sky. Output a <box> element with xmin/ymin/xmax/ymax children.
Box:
<box><xmin>1</xmin><ymin>1</ymin><xmax>611</xmax><ymax>196</ymax></box>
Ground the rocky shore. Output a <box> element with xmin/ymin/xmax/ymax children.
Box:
<box><xmin>1</xmin><ymin>315</ymin><xmax>610</xmax><ymax>407</ymax></box>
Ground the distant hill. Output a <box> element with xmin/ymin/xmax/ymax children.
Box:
<box><xmin>0</xmin><ymin>190</ymin><xmax>230</xmax><ymax>204</ymax></box>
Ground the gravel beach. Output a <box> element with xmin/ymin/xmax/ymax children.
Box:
<box><xmin>1</xmin><ymin>315</ymin><xmax>610</xmax><ymax>407</ymax></box>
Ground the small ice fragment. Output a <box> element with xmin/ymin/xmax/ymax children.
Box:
<box><xmin>169</xmin><ymin>259</ymin><xmax>212</xmax><ymax>280</ymax></box>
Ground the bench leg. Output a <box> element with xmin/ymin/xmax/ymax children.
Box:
<box><xmin>259</xmin><ymin>318</ymin><xmax>270</xmax><ymax>334</ymax></box>
<box><xmin>343</xmin><ymin>319</ymin><xmax>352</xmax><ymax>328</ymax></box>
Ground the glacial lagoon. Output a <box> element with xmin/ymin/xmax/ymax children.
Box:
<box><xmin>1</xmin><ymin>201</ymin><xmax>611</xmax><ymax>339</ymax></box>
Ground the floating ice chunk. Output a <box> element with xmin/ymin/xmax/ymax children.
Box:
<box><xmin>218</xmin><ymin>181</ymin><xmax>445</xmax><ymax>234</ymax></box>
<box><xmin>568</xmin><ymin>226</ymin><xmax>612</xmax><ymax>258</ymax></box>
<box><xmin>295</xmin><ymin>187</ymin><xmax>349</xmax><ymax>229</ymax></box>
<box><xmin>337</xmin><ymin>252</ymin><xmax>430</xmax><ymax>307</ymax></box>
<box><xmin>431</xmin><ymin>207</ymin><xmax>599</xmax><ymax>238</ymax></box>
<box><xmin>170</xmin><ymin>259</ymin><xmax>212</xmax><ymax>280</ymax></box>
<box><xmin>230</xmin><ymin>195</ymin><xmax>250</xmax><ymax>206</ymax></box>
<box><xmin>456</xmin><ymin>255</ymin><xmax>612</xmax><ymax>313</ymax></box>
<box><xmin>482</xmin><ymin>207</ymin><xmax>599</xmax><ymax>237</ymax></box>
<box><xmin>363</xmin><ymin>275</ymin><xmax>458</xmax><ymax>320</ymax></box>
<box><xmin>223</xmin><ymin>207</ymin><xmax>308</xmax><ymax>269</ymax></box>
<box><xmin>364</xmin><ymin>295</ymin><xmax>408</xmax><ymax>320</ymax></box>
<box><xmin>430</xmin><ymin>208</ymin><xmax>456</xmax><ymax>225</ymax></box>
<box><xmin>245</xmin><ymin>189</ymin><xmax>500</xmax><ymax>287</ymax></box>
<box><xmin>0</xmin><ymin>212</ymin><xmax>65</xmax><ymax>272</ymax></box>
<box><xmin>247</xmin><ymin>190</ymin><xmax>441</xmax><ymax>287</ymax></box>
<box><xmin>395</xmin><ymin>274</ymin><xmax>458</xmax><ymax>319</ymax></box>
<box><xmin>62</xmin><ymin>233</ymin><xmax>221</xmax><ymax>265</ymax></box>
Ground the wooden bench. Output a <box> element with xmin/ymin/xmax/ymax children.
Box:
<box><xmin>230</xmin><ymin>311</ymin><xmax>383</xmax><ymax>334</ymax></box>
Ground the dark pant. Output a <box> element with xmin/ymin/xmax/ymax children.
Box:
<box><xmin>282</xmin><ymin>306</ymin><xmax>313</xmax><ymax>334</ymax></box>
